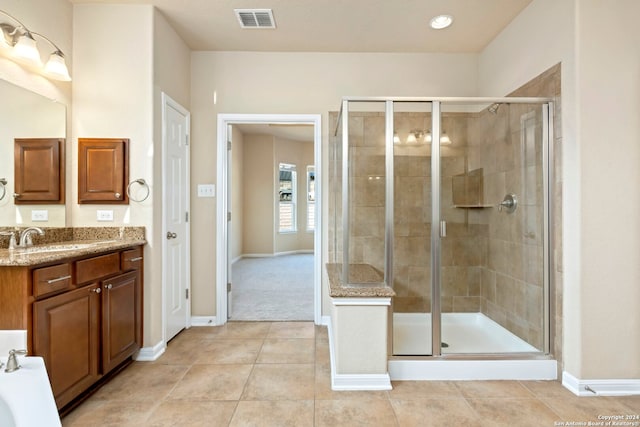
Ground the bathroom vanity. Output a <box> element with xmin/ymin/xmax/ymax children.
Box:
<box><xmin>0</xmin><ymin>235</ymin><xmax>145</xmax><ymax>410</ymax></box>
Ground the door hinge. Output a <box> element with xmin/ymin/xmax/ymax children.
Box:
<box><xmin>227</xmin><ymin>140</ymin><xmax>232</xmax><ymax>151</ymax></box>
<box><xmin>186</xmin><ymin>288</ymin><xmax>189</xmax><ymax>299</ymax></box>
<box><xmin>227</xmin><ymin>211</ymin><xmax>231</xmax><ymax>222</ymax></box>
<box><xmin>440</xmin><ymin>220</ymin><xmax>447</xmax><ymax>238</ymax></box>
<box><xmin>185</xmin><ymin>134</ymin><xmax>190</xmax><ymax>146</ymax></box>
<box><xmin>185</xmin><ymin>211</ymin><xmax>189</xmax><ymax>222</ymax></box>
<box><xmin>227</xmin><ymin>282</ymin><xmax>232</xmax><ymax>292</ymax></box>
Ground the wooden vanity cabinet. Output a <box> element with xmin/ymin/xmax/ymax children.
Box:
<box><xmin>102</xmin><ymin>270</ymin><xmax>141</xmax><ymax>373</ymax></box>
<box><xmin>0</xmin><ymin>245</ymin><xmax>144</xmax><ymax>410</ymax></box>
<box><xmin>33</xmin><ymin>284</ymin><xmax>101</xmax><ymax>409</ymax></box>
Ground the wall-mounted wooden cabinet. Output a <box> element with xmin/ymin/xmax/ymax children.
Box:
<box><xmin>78</xmin><ymin>138</ymin><xmax>129</xmax><ymax>204</ymax></box>
<box><xmin>14</xmin><ymin>138</ymin><xmax>65</xmax><ymax>204</ymax></box>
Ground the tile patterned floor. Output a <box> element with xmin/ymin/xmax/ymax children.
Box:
<box><xmin>62</xmin><ymin>322</ymin><xmax>640</xmax><ymax>426</ymax></box>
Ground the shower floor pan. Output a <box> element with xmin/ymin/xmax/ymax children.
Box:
<box><xmin>390</xmin><ymin>312</ymin><xmax>557</xmax><ymax>381</ymax></box>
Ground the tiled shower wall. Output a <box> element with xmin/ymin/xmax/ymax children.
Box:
<box><xmin>328</xmin><ymin>63</ymin><xmax>561</xmax><ymax>357</ymax></box>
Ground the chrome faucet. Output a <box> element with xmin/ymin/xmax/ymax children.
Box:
<box><xmin>18</xmin><ymin>227</ymin><xmax>45</xmax><ymax>248</ymax></box>
<box><xmin>5</xmin><ymin>349</ymin><xmax>27</xmax><ymax>373</ymax></box>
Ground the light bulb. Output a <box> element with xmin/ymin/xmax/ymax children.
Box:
<box><xmin>12</xmin><ymin>32</ymin><xmax>41</xmax><ymax>67</ymax></box>
<box><xmin>43</xmin><ymin>51</ymin><xmax>71</xmax><ymax>81</ymax></box>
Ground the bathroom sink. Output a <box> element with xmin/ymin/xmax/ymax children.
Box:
<box><xmin>0</xmin><ymin>397</ymin><xmax>16</xmax><ymax>427</ymax></box>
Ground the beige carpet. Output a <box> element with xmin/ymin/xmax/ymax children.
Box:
<box><xmin>230</xmin><ymin>254</ymin><xmax>314</xmax><ymax>321</ymax></box>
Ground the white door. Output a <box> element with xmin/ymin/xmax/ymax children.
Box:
<box><xmin>162</xmin><ymin>93</ymin><xmax>190</xmax><ymax>342</ymax></box>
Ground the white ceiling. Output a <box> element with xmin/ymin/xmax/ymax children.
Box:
<box><xmin>70</xmin><ymin>0</ymin><xmax>532</xmax><ymax>53</ymax></box>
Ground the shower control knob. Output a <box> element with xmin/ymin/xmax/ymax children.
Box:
<box><xmin>498</xmin><ymin>193</ymin><xmax>517</xmax><ymax>214</ymax></box>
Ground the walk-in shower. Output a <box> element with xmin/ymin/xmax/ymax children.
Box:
<box><xmin>329</xmin><ymin>97</ymin><xmax>554</xmax><ymax>366</ymax></box>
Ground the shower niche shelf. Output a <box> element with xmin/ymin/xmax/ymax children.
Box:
<box><xmin>452</xmin><ymin>204</ymin><xmax>493</xmax><ymax>209</ymax></box>
<box><xmin>452</xmin><ymin>168</ymin><xmax>486</xmax><ymax>208</ymax></box>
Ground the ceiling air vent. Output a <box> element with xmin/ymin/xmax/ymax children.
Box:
<box><xmin>235</xmin><ymin>9</ymin><xmax>276</xmax><ymax>29</ymax></box>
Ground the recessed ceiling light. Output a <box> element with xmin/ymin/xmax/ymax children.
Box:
<box><xmin>430</xmin><ymin>14</ymin><xmax>453</xmax><ymax>30</ymax></box>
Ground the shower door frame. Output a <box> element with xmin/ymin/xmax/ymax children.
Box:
<box><xmin>337</xmin><ymin>96</ymin><xmax>555</xmax><ymax>359</ymax></box>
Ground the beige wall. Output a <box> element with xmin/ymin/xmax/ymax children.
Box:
<box><xmin>242</xmin><ymin>134</ymin><xmax>275</xmax><ymax>255</ymax></box>
<box><xmin>73</xmin><ymin>3</ymin><xmax>190</xmax><ymax>348</ymax></box>
<box><xmin>576</xmin><ymin>1</ymin><xmax>640</xmax><ymax>379</ymax></box>
<box><xmin>480</xmin><ymin>0</ymin><xmax>640</xmax><ymax>380</ymax></box>
<box><xmin>237</xmin><ymin>133</ymin><xmax>313</xmax><ymax>257</ymax></box>
<box><xmin>190</xmin><ymin>52</ymin><xmax>478</xmax><ymax>317</ymax></box>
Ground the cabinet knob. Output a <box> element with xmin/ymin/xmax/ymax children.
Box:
<box><xmin>12</xmin><ymin>193</ymin><xmax>20</xmax><ymax>198</ymax></box>
<box><xmin>91</xmin><ymin>287</ymin><xmax>102</xmax><ymax>294</ymax></box>
<box><xmin>115</xmin><ymin>192</ymin><xmax>121</xmax><ymax>199</ymax></box>
<box><xmin>105</xmin><ymin>283</ymin><xmax>113</xmax><ymax>290</ymax></box>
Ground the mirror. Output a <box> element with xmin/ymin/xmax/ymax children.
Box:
<box><xmin>0</xmin><ymin>79</ymin><xmax>66</xmax><ymax>226</ymax></box>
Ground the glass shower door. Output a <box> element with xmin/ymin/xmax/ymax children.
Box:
<box><xmin>391</xmin><ymin>102</ymin><xmax>433</xmax><ymax>355</ymax></box>
<box><xmin>439</xmin><ymin>101</ymin><xmax>549</xmax><ymax>354</ymax></box>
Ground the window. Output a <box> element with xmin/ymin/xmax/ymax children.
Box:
<box><xmin>278</xmin><ymin>163</ymin><xmax>297</xmax><ymax>232</ymax></box>
<box><xmin>307</xmin><ymin>166</ymin><xmax>315</xmax><ymax>231</ymax></box>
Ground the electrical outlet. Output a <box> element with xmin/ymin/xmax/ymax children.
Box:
<box><xmin>197</xmin><ymin>184</ymin><xmax>215</xmax><ymax>198</ymax></box>
<box><xmin>97</xmin><ymin>210</ymin><xmax>114</xmax><ymax>221</ymax></box>
<box><xmin>31</xmin><ymin>210</ymin><xmax>49</xmax><ymax>222</ymax></box>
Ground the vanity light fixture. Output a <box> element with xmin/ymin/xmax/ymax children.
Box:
<box><xmin>0</xmin><ymin>10</ymin><xmax>71</xmax><ymax>81</ymax></box>
<box><xmin>429</xmin><ymin>14</ymin><xmax>454</xmax><ymax>30</ymax></box>
<box><xmin>410</xmin><ymin>129</ymin><xmax>452</xmax><ymax>145</ymax></box>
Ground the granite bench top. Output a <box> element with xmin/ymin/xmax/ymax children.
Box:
<box><xmin>326</xmin><ymin>263</ymin><xmax>396</xmax><ymax>298</ymax></box>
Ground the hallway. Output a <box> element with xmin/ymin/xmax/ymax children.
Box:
<box><xmin>231</xmin><ymin>254</ymin><xmax>314</xmax><ymax>321</ymax></box>
<box><xmin>62</xmin><ymin>322</ymin><xmax>640</xmax><ymax>426</ymax></box>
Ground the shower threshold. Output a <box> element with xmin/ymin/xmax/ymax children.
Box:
<box><xmin>389</xmin><ymin>312</ymin><xmax>557</xmax><ymax>381</ymax></box>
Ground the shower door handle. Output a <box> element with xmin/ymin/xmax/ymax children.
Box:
<box><xmin>440</xmin><ymin>220</ymin><xmax>447</xmax><ymax>238</ymax></box>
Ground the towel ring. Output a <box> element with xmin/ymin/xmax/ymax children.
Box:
<box><xmin>0</xmin><ymin>178</ymin><xmax>6</xmax><ymax>201</ymax></box>
<box><xmin>126</xmin><ymin>178</ymin><xmax>150</xmax><ymax>202</ymax></box>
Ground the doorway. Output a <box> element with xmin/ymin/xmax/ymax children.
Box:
<box><xmin>216</xmin><ymin>114</ymin><xmax>322</xmax><ymax>325</ymax></box>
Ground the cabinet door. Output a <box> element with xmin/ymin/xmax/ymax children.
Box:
<box><xmin>102</xmin><ymin>270</ymin><xmax>141</xmax><ymax>373</ymax></box>
<box><xmin>14</xmin><ymin>138</ymin><xmax>65</xmax><ymax>204</ymax></box>
<box><xmin>33</xmin><ymin>284</ymin><xmax>101</xmax><ymax>409</ymax></box>
<box><xmin>78</xmin><ymin>138</ymin><xmax>129</xmax><ymax>204</ymax></box>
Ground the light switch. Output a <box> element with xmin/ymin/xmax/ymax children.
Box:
<box><xmin>197</xmin><ymin>184</ymin><xmax>215</xmax><ymax>198</ymax></box>
<box><xmin>97</xmin><ymin>210</ymin><xmax>114</xmax><ymax>221</ymax></box>
<box><xmin>31</xmin><ymin>210</ymin><xmax>49</xmax><ymax>222</ymax></box>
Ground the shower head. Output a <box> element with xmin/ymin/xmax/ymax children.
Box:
<box><xmin>488</xmin><ymin>103</ymin><xmax>501</xmax><ymax>114</ymax></box>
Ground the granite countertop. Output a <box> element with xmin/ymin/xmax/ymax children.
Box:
<box><xmin>0</xmin><ymin>227</ymin><xmax>145</xmax><ymax>267</ymax></box>
<box><xmin>326</xmin><ymin>263</ymin><xmax>396</xmax><ymax>298</ymax></box>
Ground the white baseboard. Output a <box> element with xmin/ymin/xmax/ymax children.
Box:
<box><xmin>389</xmin><ymin>359</ymin><xmax>557</xmax><ymax>381</ymax></box>
<box><xmin>231</xmin><ymin>255</ymin><xmax>243</xmax><ymax>264</ymax></box>
<box><xmin>275</xmin><ymin>250</ymin><xmax>314</xmax><ymax>256</ymax></box>
<box><xmin>562</xmin><ymin>371</ymin><xmax>640</xmax><ymax>396</ymax></box>
<box><xmin>191</xmin><ymin>316</ymin><xmax>217</xmax><ymax>326</ymax></box>
<box><xmin>135</xmin><ymin>340</ymin><xmax>165</xmax><ymax>362</ymax></box>
<box><xmin>320</xmin><ymin>315</ymin><xmax>331</xmax><ymax>326</ymax></box>
<box><xmin>332</xmin><ymin>373</ymin><xmax>393</xmax><ymax>391</ymax></box>
<box><xmin>242</xmin><ymin>250</ymin><xmax>314</xmax><ymax>259</ymax></box>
